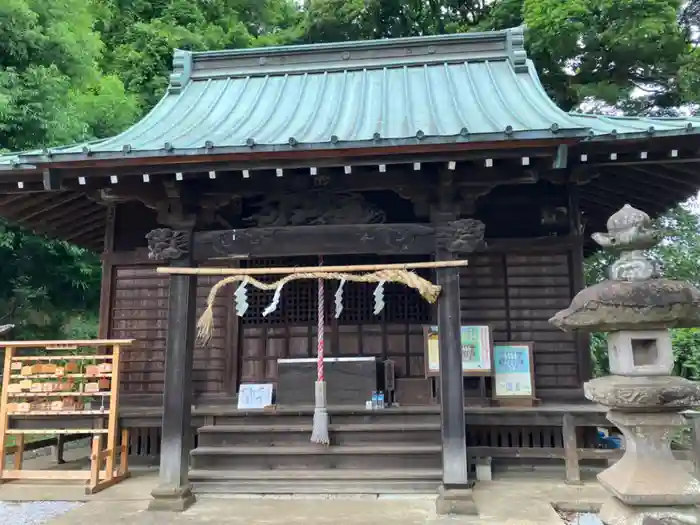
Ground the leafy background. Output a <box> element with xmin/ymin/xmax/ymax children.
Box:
<box><xmin>1</xmin><ymin>0</ymin><xmax>700</xmax><ymax>378</ymax></box>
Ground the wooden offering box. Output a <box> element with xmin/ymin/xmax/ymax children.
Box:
<box><xmin>0</xmin><ymin>339</ymin><xmax>134</xmax><ymax>494</ymax></box>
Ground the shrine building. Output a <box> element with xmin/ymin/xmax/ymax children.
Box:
<box><xmin>1</xmin><ymin>26</ymin><xmax>700</xmax><ymax>510</ymax></box>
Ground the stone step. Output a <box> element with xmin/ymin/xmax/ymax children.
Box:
<box><xmin>189</xmin><ymin>468</ymin><xmax>442</xmax><ymax>494</ymax></box>
<box><xmin>190</xmin><ymin>444</ymin><xmax>442</xmax><ymax>470</ymax></box>
<box><xmin>196</xmin><ymin>423</ymin><xmax>441</xmax><ymax>447</ymax></box>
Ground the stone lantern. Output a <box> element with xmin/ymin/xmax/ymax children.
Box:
<box><xmin>550</xmin><ymin>204</ymin><xmax>700</xmax><ymax>525</ymax></box>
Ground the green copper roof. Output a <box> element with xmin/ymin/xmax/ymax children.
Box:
<box><xmin>16</xmin><ymin>27</ymin><xmax>592</xmax><ymax>164</ymax></box>
<box><xmin>570</xmin><ymin>113</ymin><xmax>700</xmax><ymax>139</ymax></box>
<box><xmin>6</xmin><ymin>26</ymin><xmax>700</xmax><ymax>167</ymax></box>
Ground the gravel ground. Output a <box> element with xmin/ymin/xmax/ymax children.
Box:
<box><xmin>0</xmin><ymin>501</ymin><xmax>82</xmax><ymax>525</ymax></box>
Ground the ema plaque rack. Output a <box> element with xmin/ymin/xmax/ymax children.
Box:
<box><xmin>0</xmin><ymin>339</ymin><xmax>133</xmax><ymax>494</ymax></box>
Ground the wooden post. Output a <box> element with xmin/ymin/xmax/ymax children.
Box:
<box><xmin>567</xmin><ymin>183</ymin><xmax>592</xmax><ymax>384</ymax></box>
<box><xmin>435</xmin><ymin>243</ymin><xmax>469</xmax><ymax>489</ymax></box>
<box><xmin>563</xmin><ymin>414</ymin><xmax>582</xmax><ymax>484</ymax></box>
<box><xmin>89</xmin><ymin>436</ymin><xmax>101</xmax><ymax>489</ymax></box>
<box><xmin>13</xmin><ymin>434</ymin><xmax>24</xmax><ymax>470</ymax></box>
<box><xmin>0</xmin><ymin>346</ymin><xmax>14</xmax><ymax>477</ymax></box>
<box><xmin>148</xmin><ymin>237</ymin><xmax>198</xmax><ymax>512</ymax></box>
<box><xmin>106</xmin><ymin>344</ymin><xmax>121</xmax><ymax>476</ymax></box>
<box><xmin>432</xmin><ymin>181</ymin><xmax>484</xmax><ymax>516</ymax></box>
<box><xmin>55</xmin><ymin>434</ymin><xmax>66</xmax><ymax>464</ymax></box>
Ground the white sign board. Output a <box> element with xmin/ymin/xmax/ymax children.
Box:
<box><xmin>237</xmin><ymin>383</ymin><xmax>273</xmax><ymax>410</ymax></box>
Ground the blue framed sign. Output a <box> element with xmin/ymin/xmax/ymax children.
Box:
<box><xmin>492</xmin><ymin>342</ymin><xmax>535</xmax><ymax>400</ymax></box>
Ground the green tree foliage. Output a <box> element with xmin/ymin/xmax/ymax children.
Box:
<box><xmin>301</xmin><ymin>0</ymin><xmax>699</xmax><ymax>112</ymax></box>
<box><xmin>0</xmin><ymin>220</ymin><xmax>101</xmax><ymax>340</ymax></box>
<box><xmin>0</xmin><ymin>0</ymin><xmax>139</xmax><ymax>151</ymax></box>
<box><xmin>96</xmin><ymin>0</ymin><xmax>302</xmax><ymax>110</ymax></box>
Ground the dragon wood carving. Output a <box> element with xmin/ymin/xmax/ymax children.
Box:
<box><xmin>245</xmin><ymin>191</ymin><xmax>386</xmax><ymax>227</ymax></box>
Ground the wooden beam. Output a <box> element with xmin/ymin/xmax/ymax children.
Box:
<box><xmin>42</xmin><ymin>169</ymin><xmax>61</xmax><ymax>191</ymax></box>
<box><xmin>15</xmin><ymin>193</ymin><xmax>84</xmax><ymax>223</ymax></box>
<box><xmin>0</xmin><ymin>194</ymin><xmax>33</xmax><ymax>207</ymax></box>
<box><xmin>157</xmin><ymin>259</ymin><xmax>469</xmax><ymax>276</ymax></box>
<box><xmin>618</xmin><ymin>166</ymin><xmax>696</xmax><ymax>194</ymax></box>
<box><xmin>192</xmin><ymin>223</ymin><xmax>437</xmax><ymax>260</ymax></box>
<box><xmin>602</xmin><ymin>169</ymin><xmax>691</xmax><ymax>202</ymax></box>
<box><xmin>625</xmin><ymin>164</ymin><xmax>700</xmax><ymax>188</ymax></box>
<box><xmin>0</xmin><ymin>193</ymin><xmax>58</xmax><ymax>217</ymax></box>
<box><xmin>61</xmin><ymin>164</ymin><xmax>539</xmax><ymax>196</ymax></box>
<box><xmin>41</xmin><ymin>203</ymin><xmax>103</xmax><ymax>231</ymax></box>
<box><xmin>13</xmin><ymin>196</ymin><xmax>91</xmax><ymax>228</ymax></box>
<box><xmin>63</xmin><ymin>221</ymin><xmax>106</xmax><ymax>244</ymax></box>
<box><xmin>582</xmin><ymin>180</ymin><xmax>667</xmax><ymax>210</ymax></box>
<box><xmin>39</xmin><ymin>140</ymin><xmax>567</xmax><ymax>172</ymax></box>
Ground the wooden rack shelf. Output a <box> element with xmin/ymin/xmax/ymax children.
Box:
<box><xmin>6</xmin><ymin>429</ymin><xmax>109</xmax><ymax>435</ymax></box>
<box><xmin>0</xmin><ymin>339</ymin><xmax>134</xmax><ymax>494</ymax></box>
<box><xmin>10</xmin><ymin>374</ymin><xmax>113</xmax><ymax>380</ymax></box>
<box><xmin>7</xmin><ymin>410</ymin><xmax>109</xmax><ymax>416</ymax></box>
<box><xmin>7</xmin><ymin>392</ymin><xmax>113</xmax><ymax>399</ymax></box>
<box><xmin>11</xmin><ymin>355</ymin><xmax>114</xmax><ymax>362</ymax></box>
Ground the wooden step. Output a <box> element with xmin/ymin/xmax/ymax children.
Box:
<box><xmin>213</xmin><ymin>409</ymin><xmax>441</xmax><ymax>427</ymax></box>
<box><xmin>196</xmin><ymin>423</ymin><xmax>441</xmax><ymax>447</ymax></box>
<box><xmin>188</xmin><ymin>468</ymin><xmax>442</xmax><ymax>494</ymax></box>
<box><xmin>190</xmin><ymin>444</ymin><xmax>442</xmax><ymax>470</ymax></box>
<box><xmin>189</xmin><ymin>468</ymin><xmax>443</xmax><ymax>480</ymax></box>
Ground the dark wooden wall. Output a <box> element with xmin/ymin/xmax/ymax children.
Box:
<box><xmin>460</xmin><ymin>247</ymin><xmax>583</xmax><ymax>400</ymax></box>
<box><xmin>104</xmin><ymin>240</ymin><xmax>586</xmax><ymax>404</ymax></box>
<box><xmin>107</xmin><ymin>261</ymin><xmax>236</xmax><ymax>402</ymax></box>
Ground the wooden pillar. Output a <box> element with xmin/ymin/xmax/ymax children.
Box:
<box><xmin>432</xmin><ymin>177</ymin><xmax>484</xmax><ymax>516</ymax></box>
<box><xmin>98</xmin><ymin>204</ymin><xmax>116</xmax><ymax>339</ymax></box>
<box><xmin>568</xmin><ymin>183</ymin><xmax>592</xmax><ymax>383</ymax></box>
<box><xmin>147</xmin><ymin>228</ymin><xmax>198</xmax><ymax>512</ymax></box>
<box><xmin>435</xmin><ymin>239</ymin><xmax>470</xmax><ymax>487</ymax></box>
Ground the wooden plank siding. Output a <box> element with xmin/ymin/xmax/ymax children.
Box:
<box><xmin>459</xmin><ymin>250</ymin><xmax>580</xmax><ymax>399</ymax></box>
<box><xmin>105</xmin><ymin>240</ymin><xmax>586</xmax><ymax>405</ymax></box>
<box><xmin>108</xmin><ymin>264</ymin><xmax>234</xmax><ymax>399</ymax></box>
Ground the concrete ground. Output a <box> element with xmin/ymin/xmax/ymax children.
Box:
<box><xmin>0</xmin><ymin>445</ymin><xmax>608</xmax><ymax>525</ymax></box>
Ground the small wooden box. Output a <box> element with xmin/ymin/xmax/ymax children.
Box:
<box><xmin>30</xmin><ymin>383</ymin><xmax>43</xmax><ymax>393</ymax></box>
<box><xmin>19</xmin><ymin>379</ymin><xmax>33</xmax><ymax>391</ymax></box>
<box><xmin>21</xmin><ymin>366</ymin><xmax>34</xmax><ymax>377</ymax></box>
<box><xmin>84</xmin><ymin>382</ymin><xmax>100</xmax><ymax>393</ymax></box>
<box><xmin>97</xmin><ymin>363</ymin><xmax>112</xmax><ymax>374</ymax></box>
<box><xmin>17</xmin><ymin>402</ymin><xmax>31</xmax><ymax>412</ymax></box>
<box><xmin>10</xmin><ymin>362</ymin><xmax>22</xmax><ymax>371</ymax></box>
<box><xmin>6</xmin><ymin>383</ymin><xmax>22</xmax><ymax>393</ymax></box>
<box><xmin>56</xmin><ymin>380</ymin><xmax>74</xmax><ymax>392</ymax></box>
<box><xmin>85</xmin><ymin>365</ymin><xmax>99</xmax><ymax>378</ymax></box>
<box><xmin>41</xmin><ymin>364</ymin><xmax>57</xmax><ymax>375</ymax></box>
<box><xmin>64</xmin><ymin>362</ymin><xmax>79</xmax><ymax>374</ymax></box>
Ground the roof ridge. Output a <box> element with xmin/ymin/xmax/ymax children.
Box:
<box><xmin>166</xmin><ymin>27</ymin><xmax>528</xmax><ymax>90</ymax></box>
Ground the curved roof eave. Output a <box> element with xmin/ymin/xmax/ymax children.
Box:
<box><xmin>8</xmin><ymin>27</ymin><xmax>700</xmax><ymax>169</ymax></box>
